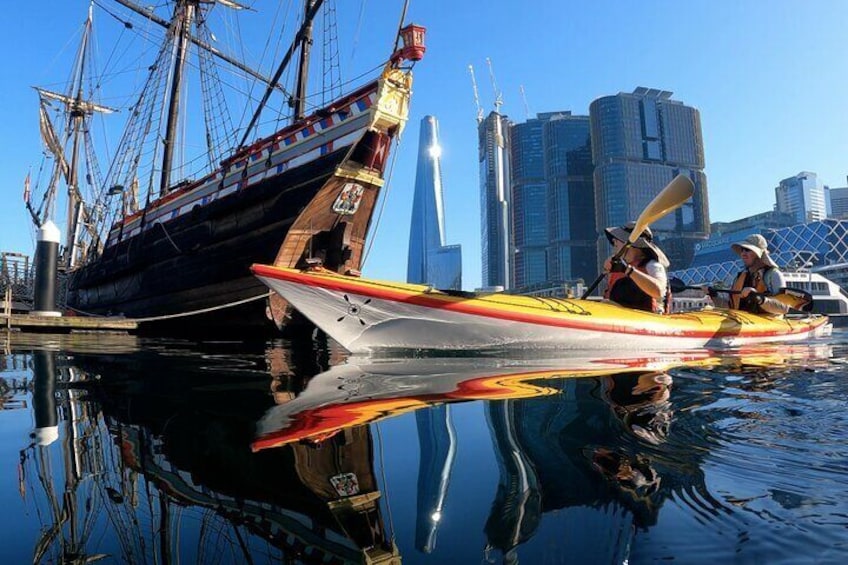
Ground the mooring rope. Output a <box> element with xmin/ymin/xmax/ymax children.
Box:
<box><xmin>70</xmin><ymin>291</ymin><xmax>272</xmax><ymax>323</ymax></box>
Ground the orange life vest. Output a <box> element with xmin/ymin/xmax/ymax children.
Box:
<box><xmin>729</xmin><ymin>268</ymin><xmax>771</xmax><ymax>312</ymax></box>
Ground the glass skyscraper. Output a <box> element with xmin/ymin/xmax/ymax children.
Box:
<box><xmin>510</xmin><ymin>118</ymin><xmax>547</xmax><ymax>287</ymax></box>
<box><xmin>510</xmin><ymin>112</ymin><xmax>595</xmax><ymax>288</ymax></box>
<box><xmin>589</xmin><ymin>87</ymin><xmax>709</xmax><ymax>271</ymax></box>
<box><xmin>478</xmin><ymin>111</ymin><xmax>512</xmax><ymax>289</ymax></box>
<box><xmin>775</xmin><ymin>171</ymin><xmax>829</xmax><ymax>224</ymax></box>
<box><xmin>407</xmin><ymin>116</ymin><xmax>462</xmax><ymax>290</ymax></box>
<box><xmin>830</xmin><ymin>183</ymin><xmax>848</xmax><ymax>219</ymax></box>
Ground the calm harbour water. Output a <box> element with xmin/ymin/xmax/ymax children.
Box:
<box><xmin>1</xmin><ymin>330</ymin><xmax>847</xmax><ymax>564</ymax></box>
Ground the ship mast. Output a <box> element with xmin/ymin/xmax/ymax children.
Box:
<box><xmin>159</xmin><ymin>0</ymin><xmax>197</xmax><ymax>196</ymax></box>
<box><xmin>116</xmin><ymin>0</ymin><xmax>310</xmax><ymax>195</ymax></box>
<box><xmin>239</xmin><ymin>0</ymin><xmax>325</xmax><ymax>147</ymax></box>
<box><xmin>65</xmin><ymin>10</ymin><xmax>93</xmax><ymax>268</ymax></box>
<box><xmin>292</xmin><ymin>0</ymin><xmax>316</xmax><ymax>121</ymax></box>
<box><xmin>35</xmin><ymin>5</ymin><xmax>115</xmax><ymax>268</ymax></box>
<box><xmin>111</xmin><ymin>0</ymin><xmax>282</xmax><ymax>95</ymax></box>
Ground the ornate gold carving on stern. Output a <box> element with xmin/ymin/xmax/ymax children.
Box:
<box><xmin>370</xmin><ymin>67</ymin><xmax>413</xmax><ymax>133</ymax></box>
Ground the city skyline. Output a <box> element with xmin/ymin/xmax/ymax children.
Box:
<box><xmin>1</xmin><ymin>2</ymin><xmax>847</xmax><ymax>291</ymax></box>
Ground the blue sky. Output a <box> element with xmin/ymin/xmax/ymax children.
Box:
<box><xmin>1</xmin><ymin>1</ymin><xmax>846</xmax><ymax>290</ymax></box>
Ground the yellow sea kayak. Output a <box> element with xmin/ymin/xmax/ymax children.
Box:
<box><xmin>252</xmin><ymin>265</ymin><xmax>831</xmax><ymax>354</ymax></box>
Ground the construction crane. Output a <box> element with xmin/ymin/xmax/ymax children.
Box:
<box><xmin>485</xmin><ymin>57</ymin><xmax>503</xmax><ymax>113</ymax></box>
<box><xmin>519</xmin><ymin>85</ymin><xmax>531</xmax><ymax>120</ymax></box>
<box><xmin>467</xmin><ymin>64</ymin><xmax>484</xmax><ymax>124</ymax></box>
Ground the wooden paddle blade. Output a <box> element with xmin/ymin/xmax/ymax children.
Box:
<box><xmin>581</xmin><ymin>174</ymin><xmax>694</xmax><ymax>300</ymax></box>
<box><xmin>775</xmin><ymin>287</ymin><xmax>814</xmax><ymax>312</ymax></box>
<box><xmin>630</xmin><ymin>175</ymin><xmax>696</xmax><ymax>244</ymax></box>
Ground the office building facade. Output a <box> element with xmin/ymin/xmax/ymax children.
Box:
<box><xmin>407</xmin><ymin>116</ymin><xmax>462</xmax><ymax>290</ymax></box>
<box><xmin>509</xmin><ymin>118</ymin><xmax>547</xmax><ymax>287</ymax></box>
<box><xmin>826</xmin><ymin>178</ymin><xmax>848</xmax><ymax>219</ymax></box>
<box><xmin>710</xmin><ymin>210</ymin><xmax>797</xmax><ymax>237</ymax></box>
<box><xmin>478</xmin><ymin>111</ymin><xmax>512</xmax><ymax>289</ymax></box>
<box><xmin>688</xmin><ymin>210</ymin><xmax>797</xmax><ymax>267</ymax></box>
<box><xmin>510</xmin><ymin>112</ymin><xmax>595</xmax><ymax>288</ymax></box>
<box><xmin>589</xmin><ymin>87</ymin><xmax>709</xmax><ymax>271</ymax></box>
<box><xmin>775</xmin><ymin>171</ymin><xmax>829</xmax><ymax>224</ymax></box>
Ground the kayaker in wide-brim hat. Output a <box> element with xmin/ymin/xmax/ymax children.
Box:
<box><xmin>706</xmin><ymin>233</ymin><xmax>787</xmax><ymax>316</ymax></box>
<box><xmin>602</xmin><ymin>221</ymin><xmax>670</xmax><ymax>314</ymax></box>
<box><xmin>730</xmin><ymin>233</ymin><xmax>778</xmax><ymax>268</ymax></box>
<box><xmin>604</xmin><ymin>223</ymin><xmax>670</xmax><ymax>268</ymax></box>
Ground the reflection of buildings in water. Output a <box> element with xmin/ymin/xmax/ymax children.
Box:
<box><xmin>484</xmin><ymin>400</ymin><xmax>542</xmax><ymax>565</ymax></box>
<box><xmin>20</xmin><ymin>345</ymin><xmax>831</xmax><ymax>563</ymax></box>
<box><xmin>247</xmin><ymin>348</ymin><xmax>836</xmax><ymax>563</ymax></box>
<box><xmin>0</xmin><ymin>349</ymin><xmax>32</xmax><ymax>410</ymax></box>
<box><xmin>19</xmin><ymin>343</ymin><xmax>397</xmax><ymax>565</ymax></box>
<box><xmin>0</xmin><ymin>374</ymin><xmax>27</xmax><ymax>411</ymax></box>
<box><xmin>415</xmin><ymin>404</ymin><xmax>456</xmax><ymax>553</ymax></box>
<box><xmin>481</xmin><ymin>374</ymin><xmax>716</xmax><ymax>563</ymax></box>
<box><xmin>249</xmin><ymin>354</ymin><xmax>729</xmax><ymax>563</ymax></box>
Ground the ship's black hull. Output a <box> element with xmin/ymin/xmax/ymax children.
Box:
<box><xmin>67</xmin><ymin>147</ymin><xmax>351</xmax><ymax>335</ymax></box>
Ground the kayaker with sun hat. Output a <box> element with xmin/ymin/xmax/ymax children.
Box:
<box><xmin>706</xmin><ymin>233</ymin><xmax>788</xmax><ymax>316</ymax></box>
<box><xmin>602</xmin><ymin>221</ymin><xmax>670</xmax><ymax>314</ymax></box>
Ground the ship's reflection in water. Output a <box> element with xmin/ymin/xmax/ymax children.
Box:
<box><xmin>2</xmin><ymin>334</ymin><xmax>847</xmax><ymax>563</ymax></box>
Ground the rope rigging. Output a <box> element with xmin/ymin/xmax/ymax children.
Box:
<box><xmin>29</xmin><ymin>0</ymin><xmax>394</xmax><ymax>273</ymax></box>
<box><xmin>321</xmin><ymin>0</ymin><xmax>342</xmax><ymax>105</ymax></box>
<box><xmin>195</xmin><ymin>11</ymin><xmax>238</xmax><ymax>167</ymax></box>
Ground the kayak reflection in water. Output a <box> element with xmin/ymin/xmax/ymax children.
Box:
<box><xmin>602</xmin><ymin>371</ymin><xmax>673</xmax><ymax>446</ymax></box>
<box><xmin>591</xmin><ymin>371</ymin><xmax>673</xmax><ymax>512</ymax></box>
<box><xmin>592</xmin><ymin>449</ymin><xmax>663</xmax><ymax>501</ymax></box>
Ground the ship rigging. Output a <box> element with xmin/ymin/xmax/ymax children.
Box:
<box><xmin>26</xmin><ymin>0</ymin><xmax>424</xmax><ymax>333</ymax></box>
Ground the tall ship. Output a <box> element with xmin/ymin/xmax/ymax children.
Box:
<box><xmin>25</xmin><ymin>0</ymin><xmax>424</xmax><ymax>333</ymax></box>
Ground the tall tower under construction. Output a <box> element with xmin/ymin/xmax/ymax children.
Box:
<box><xmin>478</xmin><ymin>111</ymin><xmax>512</xmax><ymax>290</ymax></box>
